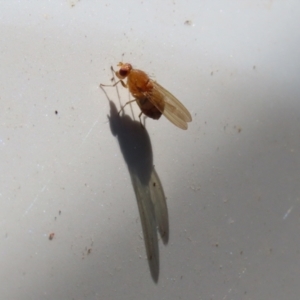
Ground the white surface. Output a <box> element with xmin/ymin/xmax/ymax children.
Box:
<box><xmin>1</xmin><ymin>1</ymin><xmax>300</xmax><ymax>299</ymax></box>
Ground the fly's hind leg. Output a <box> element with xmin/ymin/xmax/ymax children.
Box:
<box><xmin>138</xmin><ymin>111</ymin><xmax>146</xmax><ymax>129</ymax></box>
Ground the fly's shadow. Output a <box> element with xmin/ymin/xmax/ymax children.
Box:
<box><xmin>100</xmin><ymin>71</ymin><xmax>169</xmax><ymax>283</ymax></box>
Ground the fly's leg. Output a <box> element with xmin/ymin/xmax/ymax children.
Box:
<box><xmin>100</xmin><ymin>80</ymin><xmax>127</xmax><ymax>88</ymax></box>
<box><xmin>138</xmin><ymin>111</ymin><xmax>146</xmax><ymax>129</ymax></box>
<box><xmin>118</xmin><ymin>99</ymin><xmax>137</xmax><ymax>115</ymax></box>
<box><xmin>99</xmin><ymin>66</ymin><xmax>128</xmax><ymax>88</ymax></box>
<box><xmin>100</xmin><ymin>66</ymin><xmax>137</xmax><ymax>118</ymax></box>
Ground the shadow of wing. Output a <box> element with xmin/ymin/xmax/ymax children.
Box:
<box><xmin>149</xmin><ymin>167</ymin><xmax>169</xmax><ymax>244</ymax></box>
<box><xmin>130</xmin><ymin>172</ymin><xmax>159</xmax><ymax>282</ymax></box>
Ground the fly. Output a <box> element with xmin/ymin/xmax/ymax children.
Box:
<box><xmin>101</xmin><ymin>62</ymin><xmax>192</xmax><ymax>130</ymax></box>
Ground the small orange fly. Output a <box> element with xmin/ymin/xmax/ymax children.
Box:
<box><xmin>101</xmin><ymin>62</ymin><xmax>192</xmax><ymax>130</ymax></box>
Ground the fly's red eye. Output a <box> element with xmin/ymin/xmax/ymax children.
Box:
<box><xmin>119</xmin><ymin>69</ymin><xmax>128</xmax><ymax>77</ymax></box>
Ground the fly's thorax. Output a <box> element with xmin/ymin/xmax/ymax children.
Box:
<box><xmin>127</xmin><ymin>69</ymin><xmax>153</xmax><ymax>97</ymax></box>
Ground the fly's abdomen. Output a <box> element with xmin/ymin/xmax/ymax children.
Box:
<box><xmin>136</xmin><ymin>97</ymin><xmax>163</xmax><ymax>120</ymax></box>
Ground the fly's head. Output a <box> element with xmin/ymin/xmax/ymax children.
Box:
<box><xmin>116</xmin><ymin>62</ymin><xmax>132</xmax><ymax>80</ymax></box>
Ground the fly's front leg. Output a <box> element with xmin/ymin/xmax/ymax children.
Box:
<box><xmin>99</xmin><ymin>80</ymin><xmax>127</xmax><ymax>88</ymax></box>
<box><xmin>99</xmin><ymin>66</ymin><xmax>128</xmax><ymax>88</ymax></box>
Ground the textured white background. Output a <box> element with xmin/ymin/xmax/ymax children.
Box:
<box><xmin>1</xmin><ymin>1</ymin><xmax>300</xmax><ymax>299</ymax></box>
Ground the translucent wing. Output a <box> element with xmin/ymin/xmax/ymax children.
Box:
<box><xmin>146</xmin><ymin>81</ymin><xmax>192</xmax><ymax>130</ymax></box>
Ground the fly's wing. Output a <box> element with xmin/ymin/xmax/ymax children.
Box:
<box><xmin>147</xmin><ymin>81</ymin><xmax>192</xmax><ymax>130</ymax></box>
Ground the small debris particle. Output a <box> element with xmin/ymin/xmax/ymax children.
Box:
<box><xmin>184</xmin><ymin>20</ymin><xmax>194</xmax><ymax>26</ymax></box>
<box><xmin>283</xmin><ymin>206</ymin><xmax>293</xmax><ymax>220</ymax></box>
<box><xmin>55</xmin><ymin>110</ymin><xmax>58</xmax><ymax>115</ymax></box>
<box><xmin>49</xmin><ymin>233</ymin><xmax>55</xmax><ymax>240</ymax></box>
<box><xmin>234</xmin><ymin>125</ymin><xmax>242</xmax><ymax>133</ymax></box>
